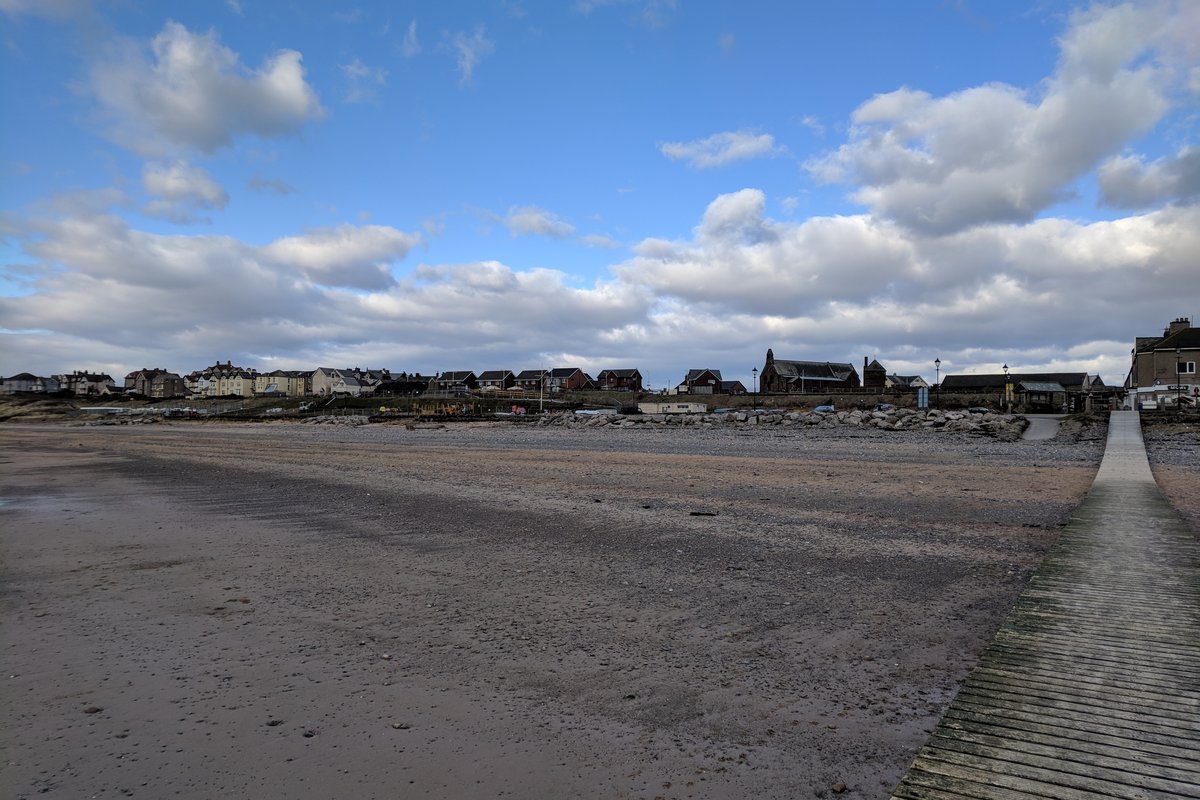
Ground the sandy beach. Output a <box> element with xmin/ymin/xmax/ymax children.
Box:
<box><xmin>2</xmin><ymin>417</ymin><xmax>1186</xmax><ymax>799</ymax></box>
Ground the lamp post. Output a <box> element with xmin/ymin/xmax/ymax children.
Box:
<box><xmin>752</xmin><ymin>367</ymin><xmax>758</xmax><ymax>404</ymax></box>
<box><xmin>934</xmin><ymin>357</ymin><xmax>941</xmax><ymax>409</ymax></box>
<box><xmin>1178</xmin><ymin>347</ymin><xmax>1183</xmax><ymax>410</ymax></box>
<box><xmin>1003</xmin><ymin>363</ymin><xmax>1010</xmax><ymax>410</ymax></box>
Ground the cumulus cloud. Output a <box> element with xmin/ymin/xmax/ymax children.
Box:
<box><xmin>619</xmin><ymin>189</ymin><xmax>919</xmax><ymax>315</ymax></box>
<box><xmin>261</xmin><ymin>224</ymin><xmax>421</xmax><ymax>290</ymax></box>
<box><xmin>504</xmin><ymin>206</ymin><xmax>575</xmax><ymax>238</ymax></box>
<box><xmin>89</xmin><ymin>20</ymin><xmax>324</xmax><ymax>155</ymax></box>
<box><xmin>5</xmin><ymin>183</ymin><xmax>1198</xmax><ymax>385</ymax></box>
<box><xmin>806</xmin><ymin>2</ymin><xmax>1184</xmax><ymax>234</ymax></box>
<box><xmin>447</xmin><ymin>27</ymin><xmax>494</xmax><ymax>85</ymax></box>
<box><xmin>615</xmin><ymin>188</ymin><xmax>1200</xmax><ymax>356</ymax></box>
<box><xmin>0</xmin><ymin>209</ymin><xmax>653</xmax><ymax>378</ymax></box>
<box><xmin>660</xmin><ymin>130</ymin><xmax>780</xmax><ymax>169</ymax></box>
<box><xmin>142</xmin><ymin>160</ymin><xmax>229</xmax><ymax>223</ymax></box>
<box><xmin>1098</xmin><ymin>147</ymin><xmax>1200</xmax><ymax>208</ymax></box>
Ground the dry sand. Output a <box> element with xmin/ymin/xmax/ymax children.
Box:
<box><xmin>0</xmin><ymin>417</ymin><xmax>1174</xmax><ymax>799</ymax></box>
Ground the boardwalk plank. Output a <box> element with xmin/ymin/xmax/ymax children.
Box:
<box><xmin>892</xmin><ymin>411</ymin><xmax>1200</xmax><ymax>799</ymax></box>
<box><xmin>960</xmin><ymin>675</ymin><xmax>1200</xmax><ymax>725</ymax></box>
<box><xmin>912</xmin><ymin>744</ymin><xmax>1199</xmax><ymax>799</ymax></box>
<box><xmin>927</xmin><ymin>726</ymin><xmax>1200</xmax><ymax>787</ymax></box>
<box><xmin>943</xmin><ymin>706</ymin><xmax>1200</xmax><ymax>764</ymax></box>
<box><xmin>950</xmin><ymin>691</ymin><xmax>1200</xmax><ymax>745</ymax></box>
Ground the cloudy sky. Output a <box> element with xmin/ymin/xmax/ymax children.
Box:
<box><xmin>2</xmin><ymin>1</ymin><xmax>1197</xmax><ymax>389</ymax></box>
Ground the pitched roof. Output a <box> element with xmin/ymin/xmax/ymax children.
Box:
<box><xmin>685</xmin><ymin>368</ymin><xmax>722</xmax><ymax>381</ymax></box>
<box><xmin>515</xmin><ymin>369</ymin><xmax>546</xmax><ymax>380</ymax></box>
<box><xmin>941</xmin><ymin>372</ymin><xmax>1091</xmax><ymax>390</ymax></box>
<box><xmin>478</xmin><ymin>370</ymin><xmax>513</xmax><ymax>381</ymax></box>
<box><xmin>1154</xmin><ymin>327</ymin><xmax>1200</xmax><ymax>350</ymax></box>
<box><xmin>770</xmin><ymin>359</ymin><xmax>856</xmax><ymax>382</ymax></box>
<box><xmin>549</xmin><ymin>367</ymin><xmax>582</xmax><ymax>378</ymax></box>
<box><xmin>1019</xmin><ymin>381</ymin><xmax>1067</xmax><ymax>393</ymax></box>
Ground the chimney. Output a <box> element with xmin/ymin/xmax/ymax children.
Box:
<box><xmin>1167</xmin><ymin>317</ymin><xmax>1191</xmax><ymax>336</ymax></box>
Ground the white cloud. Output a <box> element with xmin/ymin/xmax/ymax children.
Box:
<box><xmin>581</xmin><ymin>233</ymin><xmax>620</xmax><ymax>248</ymax></box>
<box><xmin>614</xmin><ymin>188</ymin><xmax>1200</xmax><ymax>365</ymax></box>
<box><xmin>89</xmin><ymin>20</ymin><xmax>324</xmax><ymax>155</ymax></box>
<box><xmin>448</xmin><ymin>27</ymin><xmax>494</xmax><ymax>85</ymax></box>
<box><xmin>798</xmin><ymin>115</ymin><xmax>824</xmax><ymax>136</ymax></box>
<box><xmin>1098</xmin><ymin>147</ymin><xmax>1200</xmax><ymax>208</ymax></box>
<box><xmin>401</xmin><ymin>20</ymin><xmax>421</xmax><ymax>58</ymax></box>
<box><xmin>660</xmin><ymin>130</ymin><xmax>780</xmax><ymax>169</ymax></box>
<box><xmin>4</xmin><ymin>187</ymin><xmax>1197</xmax><ymax>385</ymax></box>
<box><xmin>504</xmin><ymin>206</ymin><xmax>575</xmax><ymax>238</ymax></box>
<box><xmin>225</xmin><ymin>0</ymin><xmax>242</xmax><ymax>16</ymax></box>
<box><xmin>261</xmin><ymin>224</ymin><xmax>421</xmax><ymax>290</ymax></box>
<box><xmin>141</xmin><ymin>160</ymin><xmax>228</xmax><ymax>223</ymax></box>
<box><xmin>0</xmin><ymin>209</ymin><xmax>655</xmax><ymax>377</ymax></box>
<box><xmin>340</xmin><ymin>57</ymin><xmax>387</xmax><ymax>104</ymax></box>
<box><xmin>806</xmin><ymin>2</ymin><xmax>1185</xmax><ymax>233</ymax></box>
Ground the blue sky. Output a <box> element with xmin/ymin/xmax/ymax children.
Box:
<box><xmin>2</xmin><ymin>0</ymin><xmax>1198</xmax><ymax>390</ymax></box>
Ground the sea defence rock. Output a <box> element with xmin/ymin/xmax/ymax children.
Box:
<box><xmin>537</xmin><ymin>407</ymin><xmax>1029</xmax><ymax>439</ymax></box>
<box><xmin>301</xmin><ymin>414</ymin><xmax>372</xmax><ymax>426</ymax></box>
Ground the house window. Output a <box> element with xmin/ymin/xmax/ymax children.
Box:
<box><xmin>1178</xmin><ymin>361</ymin><xmax>1196</xmax><ymax>374</ymax></box>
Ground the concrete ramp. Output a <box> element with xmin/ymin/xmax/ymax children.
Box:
<box><xmin>891</xmin><ymin>410</ymin><xmax>1200</xmax><ymax>798</ymax></box>
<box><xmin>1020</xmin><ymin>415</ymin><xmax>1062</xmax><ymax>441</ymax></box>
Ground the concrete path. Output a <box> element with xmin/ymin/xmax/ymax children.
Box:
<box><xmin>891</xmin><ymin>410</ymin><xmax>1200</xmax><ymax>798</ymax></box>
<box><xmin>1020</xmin><ymin>415</ymin><xmax>1063</xmax><ymax>441</ymax></box>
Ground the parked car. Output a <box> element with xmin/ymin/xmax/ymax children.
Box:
<box><xmin>813</xmin><ymin>404</ymin><xmax>835</xmax><ymax>413</ymax></box>
<box><xmin>967</xmin><ymin>406</ymin><xmax>991</xmax><ymax>414</ymax></box>
<box><xmin>873</xmin><ymin>403</ymin><xmax>894</xmax><ymax>412</ymax></box>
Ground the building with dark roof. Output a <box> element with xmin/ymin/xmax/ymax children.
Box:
<box><xmin>478</xmin><ymin>370</ymin><xmax>515</xmax><ymax>391</ymax></box>
<box><xmin>940</xmin><ymin>371</ymin><xmax>1112</xmax><ymax>412</ymax></box>
<box><xmin>759</xmin><ymin>349</ymin><xmax>860</xmax><ymax>394</ymax></box>
<box><xmin>596</xmin><ymin>368</ymin><xmax>643</xmax><ymax>391</ymax></box>
<box><xmin>1128</xmin><ymin>317</ymin><xmax>1199</xmax><ymax>404</ymax></box>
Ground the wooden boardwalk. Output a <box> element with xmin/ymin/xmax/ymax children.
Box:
<box><xmin>892</xmin><ymin>411</ymin><xmax>1200</xmax><ymax>799</ymax></box>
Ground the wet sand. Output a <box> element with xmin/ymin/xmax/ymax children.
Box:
<box><xmin>0</xmin><ymin>421</ymin><xmax>1113</xmax><ymax>799</ymax></box>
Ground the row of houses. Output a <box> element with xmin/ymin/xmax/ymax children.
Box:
<box><xmin>0</xmin><ymin>364</ymin><xmax>646</xmax><ymax>399</ymax></box>
<box><xmin>13</xmin><ymin>319</ymin><xmax>1194</xmax><ymax>407</ymax></box>
<box><xmin>1</xmin><ymin>356</ymin><xmax>921</xmax><ymax>400</ymax></box>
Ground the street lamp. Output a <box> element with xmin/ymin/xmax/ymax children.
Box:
<box><xmin>1003</xmin><ymin>363</ymin><xmax>1010</xmax><ymax>410</ymax></box>
<box><xmin>752</xmin><ymin>367</ymin><xmax>758</xmax><ymax>403</ymax></box>
<box><xmin>934</xmin><ymin>358</ymin><xmax>941</xmax><ymax>409</ymax></box>
<box><xmin>1177</xmin><ymin>347</ymin><xmax>1183</xmax><ymax>410</ymax></box>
